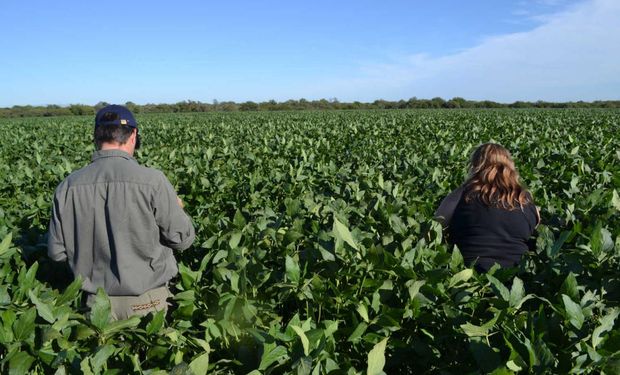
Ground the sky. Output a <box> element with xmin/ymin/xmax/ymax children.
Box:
<box><xmin>0</xmin><ymin>0</ymin><xmax>618</xmax><ymax>106</ymax></box>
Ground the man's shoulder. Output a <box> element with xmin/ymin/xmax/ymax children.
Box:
<box><xmin>58</xmin><ymin>160</ymin><xmax>168</xmax><ymax>191</ymax></box>
<box><xmin>107</xmin><ymin>161</ymin><xmax>170</xmax><ymax>188</ymax></box>
<box><xmin>136</xmin><ymin>165</ymin><xmax>170</xmax><ymax>187</ymax></box>
<box><xmin>56</xmin><ymin>164</ymin><xmax>91</xmax><ymax>190</ymax></box>
<box><xmin>124</xmin><ymin>162</ymin><xmax>166</xmax><ymax>180</ymax></box>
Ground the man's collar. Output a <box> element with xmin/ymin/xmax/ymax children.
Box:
<box><xmin>92</xmin><ymin>149</ymin><xmax>136</xmax><ymax>162</ymax></box>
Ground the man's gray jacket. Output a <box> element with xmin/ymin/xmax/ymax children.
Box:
<box><xmin>48</xmin><ymin>149</ymin><xmax>195</xmax><ymax>296</ymax></box>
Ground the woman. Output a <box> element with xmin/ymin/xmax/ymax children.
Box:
<box><xmin>435</xmin><ymin>143</ymin><xmax>540</xmax><ymax>272</ymax></box>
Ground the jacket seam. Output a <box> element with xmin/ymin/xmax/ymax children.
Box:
<box><xmin>64</xmin><ymin>180</ymin><xmax>159</xmax><ymax>188</ymax></box>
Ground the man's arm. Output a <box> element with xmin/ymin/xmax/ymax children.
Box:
<box><xmin>47</xmin><ymin>193</ymin><xmax>67</xmax><ymax>262</ymax></box>
<box><xmin>153</xmin><ymin>173</ymin><xmax>196</xmax><ymax>251</ymax></box>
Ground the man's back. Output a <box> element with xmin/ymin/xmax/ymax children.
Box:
<box><xmin>48</xmin><ymin>149</ymin><xmax>195</xmax><ymax>296</ymax></box>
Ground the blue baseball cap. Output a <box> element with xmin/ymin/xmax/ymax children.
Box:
<box><xmin>95</xmin><ymin>105</ymin><xmax>137</xmax><ymax>128</ymax></box>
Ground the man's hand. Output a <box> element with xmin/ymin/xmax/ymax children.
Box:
<box><xmin>177</xmin><ymin>196</ymin><xmax>184</xmax><ymax>208</ymax></box>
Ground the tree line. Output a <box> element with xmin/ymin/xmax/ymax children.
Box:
<box><xmin>2</xmin><ymin>97</ymin><xmax>619</xmax><ymax>118</ymax></box>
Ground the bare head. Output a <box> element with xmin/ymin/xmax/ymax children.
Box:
<box><xmin>464</xmin><ymin>143</ymin><xmax>531</xmax><ymax>209</ymax></box>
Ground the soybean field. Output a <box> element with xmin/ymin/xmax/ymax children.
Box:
<box><xmin>0</xmin><ymin>109</ymin><xmax>619</xmax><ymax>374</ymax></box>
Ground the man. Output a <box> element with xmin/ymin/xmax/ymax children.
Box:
<box><xmin>48</xmin><ymin>104</ymin><xmax>195</xmax><ymax>320</ymax></box>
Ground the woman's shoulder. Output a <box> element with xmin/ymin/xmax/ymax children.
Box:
<box><xmin>434</xmin><ymin>186</ymin><xmax>466</xmax><ymax>226</ymax></box>
<box><xmin>447</xmin><ymin>186</ymin><xmax>466</xmax><ymax>201</ymax></box>
<box><xmin>524</xmin><ymin>191</ymin><xmax>535</xmax><ymax>203</ymax></box>
<box><xmin>519</xmin><ymin>192</ymin><xmax>540</xmax><ymax>228</ymax></box>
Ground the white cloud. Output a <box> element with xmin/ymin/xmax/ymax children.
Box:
<box><xmin>310</xmin><ymin>0</ymin><xmax>620</xmax><ymax>102</ymax></box>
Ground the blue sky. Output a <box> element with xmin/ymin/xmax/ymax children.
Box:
<box><xmin>0</xmin><ymin>0</ymin><xmax>617</xmax><ymax>106</ymax></box>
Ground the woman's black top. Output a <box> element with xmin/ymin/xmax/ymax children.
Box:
<box><xmin>435</xmin><ymin>187</ymin><xmax>538</xmax><ymax>272</ymax></box>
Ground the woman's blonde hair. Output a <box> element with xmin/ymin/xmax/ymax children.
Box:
<box><xmin>464</xmin><ymin>143</ymin><xmax>531</xmax><ymax>210</ymax></box>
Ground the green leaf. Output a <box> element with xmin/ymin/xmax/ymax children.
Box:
<box><xmin>509</xmin><ymin>277</ymin><xmax>525</xmax><ymax>308</ymax></box>
<box><xmin>449</xmin><ymin>268</ymin><xmax>473</xmax><ymax>287</ymax></box>
<box><xmin>102</xmin><ymin>315</ymin><xmax>141</xmax><ymax>336</ymax></box>
<box><xmin>233</xmin><ymin>209</ymin><xmax>246</xmax><ymax>228</ymax></box>
<box><xmin>560</xmin><ymin>272</ymin><xmax>579</xmax><ymax>301</ymax></box>
<box><xmin>460</xmin><ymin>322</ymin><xmax>489</xmax><ymax>337</ymax></box>
<box><xmin>91</xmin><ymin>345</ymin><xmax>115</xmax><ymax>373</ymax></box>
<box><xmin>80</xmin><ymin>357</ymin><xmax>94</xmax><ymax>375</ymax></box>
<box><xmin>19</xmin><ymin>262</ymin><xmax>39</xmax><ymax>292</ymax></box>
<box><xmin>90</xmin><ymin>288</ymin><xmax>112</xmax><ymax>330</ymax></box>
<box><xmin>356</xmin><ymin>303</ymin><xmax>370</xmax><ymax>323</ymax></box>
<box><xmin>0</xmin><ymin>233</ymin><xmax>12</xmax><ymax>255</ymax></box>
<box><xmin>591</xmin><ymin>221</ymin><xmax>614</xmax><ymax>255</ymax></box>
<box><xmin>611</xmin><ymin>189</ymin><xmax>620</xmax><ymax>211</ymax></box>
<box><xmin>285</xmin><ymin>255</ymin><xmax>300</xmax><ymax>284</ymax></box>
<box><xmin>9</xmin><ymin>351</ymin><xmax>35</xmax><ymax>375</ymax></box>
<box><xmin>297</xmin><ymin>356</ymin><xmax>312</xmax><ymax>375</ymax></box>
<box><xmin>407</xmin><ymin>280</ymin><xmax>425</xmax><ymax>300</ymax></box>
<box><xmin>56</xmin><ymin>276</ymin><xmax>82</xmax><ymax>306</ymax></box>
<box><xmin>489</xmin><ymin>367</ymin><xmax>513</xmax><ymax>375</ymax></box>
<box><xmin>348</xmin><ymin>322</ymin><xmax>368</xmax><ymax>342</ymax></box>
<box><xmin>0</xmin><ymin>286</ymin><xmax>10</xmax><ymax>306</ymax></box>
<box><xmin>367</xmin><ymin>337</ymin><xmax>388</xmax><ymax>375</ymax></box>
<box><xmin>604</xmin><ymin>358</ymin><xmax>620</xmax><ymax>375</ymax></box>
<box><xmin>291</xmin><ymin>325</ymin><xmax>310</xmax><ymax>356</ymax></box>
<box><xmin>13</xmin><ymin>307</ymin><xmax>36</xmax><ymax>342</ymax></box>
<box><xmin>549</xmin><ymin>230</ymin><xmax>570</xmax><ymax>258</ymax></box>
<box><xmin>211</xmin><ymin>249</ymin><xmax>228</xmax><ymax>264</ymax></box>
<box><xmin>229</xmin><ymin>231</ymin><xmax>242</xmax><ymax>249</ymax></box>
<box><xmin>179</xmin><ymin>262</ymin><xmax>200</xmax><ymax>289</ymax></box>
<box><xmin>259</xmin><ymin>344</ymin><xmax>288</xmax><ymax>371</ymax></box>
<box><xmin>449</xmin><ymin>247</ymin><xmax>464</xmax><ymax>271</ymax></box>
<box><xmin>325</xmin><ymin>358</ymin><xmax>340</xmax><ymax>373</ymax></box>
<box><xmin>175</xmin><ymin>290</ymin><xmax>196</xmax><ymax>302</ymax></box>
<box><xmin>146</xmin><ymin>310</ymin><xmax>166</xmax><ymax>335</ymax></box>
<box><xmin>487</xmin><ymin>275</ymin><xmax>510</xmax><ymax>302</ymax></box>
<box><xmin>371</xmin><ymin>291</ymin><xmax>380</xmax><ymax>313</ymax></box>
<box><xmin>0</xmin><ymin>312</ymin><xmax>15</xmax><ymax>343</ymax></box>
<box><xmin>229</xmin><ymin>272</ymin><xmax>240</xmax><ymax>293</ymax></box>
<box><xmin>318</xmin><ymin>247</ymin><xmax>335</xmax><ymax>262</ymax></box>
<box><xmin>592</xmin><ymin>308</ymin><xmax>619</xmax><ymax>348</ymax></box>
<box><xmin>562</xmin><ymin>294</ymin><xmax>584</xmax><ymax>329</ymax></box>
<box><xmin>469</xmin><ymin>338</ymin><xmax>501</xmax><ymax>373</ymax></box>
<box><xmin>189</xmin><ymin>351</ymin><xmax>210</xmax><ymax>375</ymax></box>
<box><xmin>29</xmin><ymin>290</ymin><xmax>56</xmax><ymax>323</ymax></box>
<box><xmin>506</xmin><ymin>360</ymin><xmax>522</xmax><ymax>372</ymax></box>
<box><xmin>333</xmin><ymin>217</ymin><xmax>358</xmax><ymax>250</ymax></box>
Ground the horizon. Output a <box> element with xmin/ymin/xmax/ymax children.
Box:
<box><xmin>3</xmin><ymin>96</ymin><xmax>620</xmax><ymax>110</ymax></box>
<box><xmin>1</xmin><ymin>0</ymin><xmax>618</xmax><ymax>107</ymax></box>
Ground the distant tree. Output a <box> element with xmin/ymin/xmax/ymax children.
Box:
<box><xmin>430</xmin><ymin>97</ymin><xmax>446</xmax><ymax>108</ymax></box>
<box><xmin>373</xmin><ymin>99</ymin><xmax>388</xmax><ymax>109</ymax></box>
<box><xmin>260</xmin><ymin>100</ymin><xmax>278</xmax><ymax>111</ymax></box>
<box><xmin>94</xmin><ymin>101</ymin><xmax>109</xmax><ymax>111</ymax></box>
<box><xmin>69</xmin><ymin>104</ymin><xmax>93</xmax><ymax>116</ymax></box>
<box><xmin>125</xmin><ymin>101</ymin><xmax>140</xmax><ymax>114</ymax></box>
<box><xmin>240</xmin><ymin>101</ymin><xmax>258</xmax><ymax>111</ymax></box>
<box><xmin>317</xmin><ymin>99</ymin><xmax>329</xmax><ymax>109</ymax></box>
<box><xmin>2</xmin><ymin>97</ymin><xmax>620</xmax><ymax>118</ymax></box>
<box><xmin>510</xmin><ymin>101</ymin><xmax>529</xmax><ymax>108</ymax></box>
<box><xmin>298</xmin><ymin>98</ymin><xmax>309</xmax><ymax>109</ymax></box>
<box><xmin>219</xmin><ymin>101</ymin><xmax>239</xmax><ymax>112</ymax></box>
<box><xmin>449</xmin><ymin>97</ymin><xmax>467</xmax><ymax>108</ymax></box>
